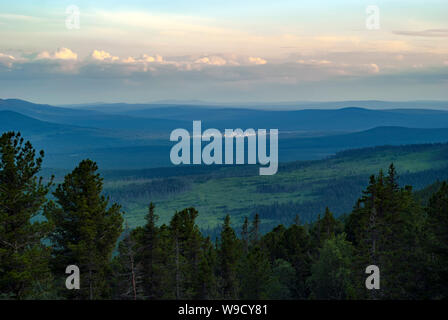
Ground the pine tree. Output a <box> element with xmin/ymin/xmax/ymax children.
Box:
<box><xmin>345</xmin><ymin>164</ymin><xmax>425</xmax><ymax>299</ymax></box>
<box><xmin>265</xmin><ymin>259</ymin><xmax>296</xmax><ymax>299</ymax></box>
<box><xmin>196</xmin><ymin>236</ymin><xmax>217</xmax><ymax>299</ymax></box>
<box><xmin>241</xmin><ymin>217</ymin><xmax>249</xmax><ymax>254</ymax></box>
<box><xmin>112</xmin><ymin>222</ymin><xmax>143</xmax><ymax>300</ymax></box>
<box><xmin>218</xmin><ymin>215</ymin><xmax>240</xmax><ymax>299</ymax></box>
<box><xmin>425</xmin><ymin>181</ymin><xmax>448</xmax><ymax>298</ymax></box>
<box><xmin>46</xmin><ymin>159</ymin><xmax>123</xmax><ymax>300</ymax></box>
<box><xmin>307</xmin><ymin>234</ymin><xmax>354</xmax><ymax>299</ymax></box>
<box><xmin>0</xmin><ymin>132</ymin><xmax>53</xmax><ymax>299</ymax></box>
<box><xmin>140</xmin><ymin>202</ymin><xmax>164</xmax><ymax>299</ymax></box>
<box><xmin>278</xmin><ymin>224</ymin><xmax>312</xmax><ymax>298</ymax></box>
<box><xmin>250</xmin><ymin>213</ymin><xmax>261</xmax><ymax>246</ymax></box>
<box><xmin>169</xmin><ymin>207</ymin><xmax>203</xmax><ymax>299</ymax></box>
<box><xmin>311</xmin><ymin>207</ymin><xmax>339</xmax><ymax>249</ymax></box>
<box><xmin>239</xmin><ymin>244</ymin><xmax>271</xmax><ymax>299</ymax></box>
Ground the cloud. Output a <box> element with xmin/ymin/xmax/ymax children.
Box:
<box><xmin>0</xmin><ymin>53</ymin><xmax>15</xmax><ymax>60</ymax></box>
<box><xmin>142</xmin><ymin>54</ymin><xmax>163</xmax><ymax>63</ymax></box>
<box><xmin>37</xmin><ymin>48</ymin><xmax>78</xmax><ymax>60</ymax></box>
<box><xmin>248</xmin><ymin>57</ymin><xmax>267</xmax><ymax>65</ymax></box>
<box><xmin>122</xmin><ymin>54</ymin><xmax>164</xmax><ymax>64</ymax></box>
<box><xmin>392</xmin><ymin>29</ymin><xmax>448</xmax><ymax>38</ymax></box>
<box><xmin>122</xmin><ymin>56</ymin><xmax>136</xmax><ymax>64</ymax></box>
<box><xmin>366</xmin><ymin>63</ymin><xmax>380</xmax><ymax>74</ymax></box>
<box><xmin>0</xmin><ymin>53</ymin><xmax>16</xmax><ymax>68</ymax></box>
<box><xmin>195</xmin><ymin>56</ymin><xmax>227</xmax><ymax>66</ymax></box>
<box><xmin>297</xmin><ymin>59</ymin><xmax>332</xmax><ymax>66</ymax></box>
<box><xmin>91</xmin><ymin>50</ymin><xmax>119</xmax><ymax>62</ymax></box>
<box><xmin>293</xmin><ymin>57</ymin><xmax>381</xmax><ymax>76</ymax></box>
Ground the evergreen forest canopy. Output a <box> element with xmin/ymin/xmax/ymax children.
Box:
<box><xmin>0</xmin><ymin>131</ymin><xmax>447</xmax><ymax>300</ymax></box>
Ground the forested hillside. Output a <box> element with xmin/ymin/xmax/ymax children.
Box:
<box><xmin>1</xmin><ymin>131</ymin><xmax>448</xmax><ymax>300</ymax></box>
<box><xmin>99</xmin><ymin>143</ymin><xmax>448</xmax><ymax>236</ymax></box>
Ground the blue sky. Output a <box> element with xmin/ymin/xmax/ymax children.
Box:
<box><xmin>0</xmin><ymin>0</ymin><xmax>447</xmax><ymax>104</ymax></box>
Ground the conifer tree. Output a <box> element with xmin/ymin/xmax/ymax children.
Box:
<box><xmin>278</xmin><ymin>224</ymin><xmax>312</xmax><ymax>298</ymax></box>
<box><xmin>196</xmin><ymin>236</ymin><xmax>217</xmax><ymax>299</ymax></box>
<box><xmin>239</xmin><ymin>244</ymin><xmax>271</xmax><ymax>299</ymax></box>
<box><xmin>425</xmin><ymin>181</ymin><xmax>448</xmax><ymax>298</ymax></box>
<box><xmin>311</xmin><ymin>207</ymin><xmax>339</xmax><ymax>249</ymax></box>
<box><xmin>265</xmin><ymin>259</ymin><xmax>296</xmax><ymax>299</ymax></box>
<box><xmin>241</xmin><ymin>216</ymin><xmax>249</xmax><ymax>254</ymax></box>
<box><xmin>345</xmin><ymin>164</ymin><xmax>425</xmax><ymax>299</ymax></box>
<box><xmin>218</xmin><ymin>215</ymin><xmax>240</xmax><ymax>299</ymax></box>
<box><xmin>140</xmin><ymin>202</ymin><xmax>164</xmax><ymax>299</ymax></box>
<box><xmin>46</xmin><ymin>159</ymin><xmax>123</xmax><ymax>300</ymax></box>
<box><xmin>250</xmin><ymin>213</ymin><xmax>261</xmax><ymax>246</ymax></box>
<box><xmin>307</xmin><ymin>234</ymin><xmax>354</xmax><ymax>299</ymax></box>
<box><xmin>112</xmin><ymin>223</ymin><xmax>143</xmax><ymax>300</ymax></box>
<box><xmin>169</xmin><ymin>207</ymin><xmax>203</xmax><ymax>299</ymax></box>
<box><xmin>0</xmin><ymin>132</ymin><xmax>53</xmax><ymax>299</ymax></box>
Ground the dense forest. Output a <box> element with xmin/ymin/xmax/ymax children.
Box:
<box><xmin>0</xmin><ymin>131</ymin><xmax>447</xmax><ymax>300</ymax></box>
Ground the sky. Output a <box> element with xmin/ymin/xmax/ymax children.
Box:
<box><xmin>0</xmin><ymin>0</ymin><xmax>447</xmax><ymax>104</ymax></box>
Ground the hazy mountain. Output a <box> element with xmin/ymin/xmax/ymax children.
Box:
<box><xmin>0</xmin><ymin>98</ymin><xmax>189</xmax><ymax>132</ymax></box>
<box><xmin>38</xmin><ymin>126</ymin><xmax>448</xmax><ymax>170</ymax></box>
<box><xmin>63</xmin><ymin>102</ymin><xmax>448</xmax><ymax>131</ymax></box>
<box><xmin>0</xmin><ymin>110</ymin><xmax>167</xmax><ymax>154</ymax></box>
<box><xmin>3</xmin><ymin>98</ymin><xmax>448</xmax><ymax>169</ymax></box>
<box><xmin>4</xmin><ymin>98</ymin><xmax>448</xmax><ymax>133</ymax></box>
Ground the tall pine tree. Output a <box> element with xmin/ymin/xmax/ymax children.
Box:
<box><xmin>0</xmin><ymin>132</ymin><xmax>54</xmax><ymax>299</ymax></box>
<box><xmin>218</xmin><ymin>215</ymin><xmax>241</xmax><ymax>299</ymax></box>
<box><xmin>46</xmin><ymin>159</ymin><xmax>123</xmax><ymax>300</ymax></box>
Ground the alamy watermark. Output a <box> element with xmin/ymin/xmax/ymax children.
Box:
<box><xmin>366</xmin><ymin>5</ymin><xmax>380</xmax><ymax>30</ymax></box>
<box><xmin>169</xmin><ymin>121</ymin><xmax>278</xmax><ymax>175</ymax></box>
<box><xmin>365</xmin><ymin>265</ymin><xmax>380</xmax><ymax>290</ymax></box>
<box><xmin>65</xmin><ymin>5</ymin><xmax>80</xmax><ymax>30</ymax></box>
<box><xmin>65</xmin><ymin>265</ymin><xmax>80</xmax><ymax>290</ymax></box>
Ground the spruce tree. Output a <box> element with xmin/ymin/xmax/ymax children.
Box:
<box><xmin>239</xmin><ymin>214</ymin><xmax>272</xmax><ymax>299</ymax></box>
<box><xmin>112</xmin><ymin>223</ymin><xmax>143</xmax><ymax>300</ymax></box>
<box><xmin>311</xmin><ymin>207</ymin><xmax>339</xmax><ymax>249</ymax></box>
<box><xmin>196</xmin><ymin>236</ymin><xmax>217</xmax><ymax>299</ymax></box>
<box><xmin>140</xmin><ymin>202</ymin><xmax>164</xmax><ymax>299</ymax></box>
<box><xmin>241</xmin><ymin>216</ymin><xmax>249</xmax><ymax>254</ymax></box>
<box><xmin>46</xmin><ymin>159</ymin><xmax>123</xmax><ymax>300</ymax></box>
<box><xmin>168</xmin><ymin>207</ymin><xmax>203</xmax><ymax>299</ymax></box>
<box><xmin>307</xmin><ymin>234</ymin><xmax>354</xmax><ymax>299</ymax></box>
<box><xmin>250</xmin><ymin>213</ymin><xmax>261</xmax><ymax>245</ymax></box>
<box><xmin>0</xmin><ymin>132</ymin><xmax>53</xmax><ymax>299</ymax></box>
<box><xmin>218</xmin><ymin>215</ymin><xmax>240</xmax><ymax>299</ymax></box>
<box><xmin>278</xmin><ymin>224</ymin><xmax>312</xmax><ymax>298</ymax></box>
<box><xmin>239</xmin><ymin>245</ymin><xmax>271</xmax><ymax>299</ymax></box>
<box><xmin>345</xmin><ymin>164</ymin><xmax>425</xmax><ymax>299</ymax></box>
<box><xmin>425</xmin><ymin>181</ymin><xmax>448</xmax><ymax>298</ymax></box>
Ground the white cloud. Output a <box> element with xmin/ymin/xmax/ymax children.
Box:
<box><xmin>122</xmin><ymin>56</ymin><xmax>136</xmax><ymax>64</ymax></box>
<box><xmin>297</xmin><ymin>59</ymin><xmax>332</xmax><ymax>66</ymax></box>
<box><xmin>142</xmin><ymin>54</ymin><xmax>163</xmax><ymax>63</ymax></box>
<box><xmin>0</xmin><ymin>53</ymin><xmax>15</xmax><ymax>60</ymax></box>
<box><xmin>366</xmin><ymin>63</ymin><xmax>380</xmax><ymax>74</ymax></box>
<box><xmin>195</xmin><ymin>56</ymin><xmax>227</xmax><ymax>66</ymax></box>
<box><xmin>37</xmin><ymin>48</ymin><xmax>78</xmax><ymax>60</ymax></box>
<box><xmin>0</xmin><ymin>53</ymin><xmax>16</xmax><ymax>67</ymax></box>
<box><xmin>91</xmin><ymin>49</ymin><xmax>119</xmax><ymax>62</ymax></box>
<box><xmin>122</xmin><ymin>54</ymin><xmax>163</xmax><ymax>64</ymax></box>
<box><xmin>248</xmin><ymin>56</ymin><xmax>267</xmax><ymax>65</ymax></box>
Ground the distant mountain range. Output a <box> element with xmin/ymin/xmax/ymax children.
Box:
<box><xmin>63</xmin><ymin>99</ymin><xmax>448</xmax><ymax>110</ymax></box>
<box><xmin>2</xmin><ymin>98</ymin><xmax>448</xmax><ymax>169</ymax></box>
<box><xmin>0</xmin><ymin>98</ymin><xmax>189</xmax><ymax>131</ymax></box>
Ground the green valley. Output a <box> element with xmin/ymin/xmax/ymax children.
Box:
<box><xmin>101</xmin><ymin>143</ymin><xmax>448</xmax><ymax>232</ymax></box>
